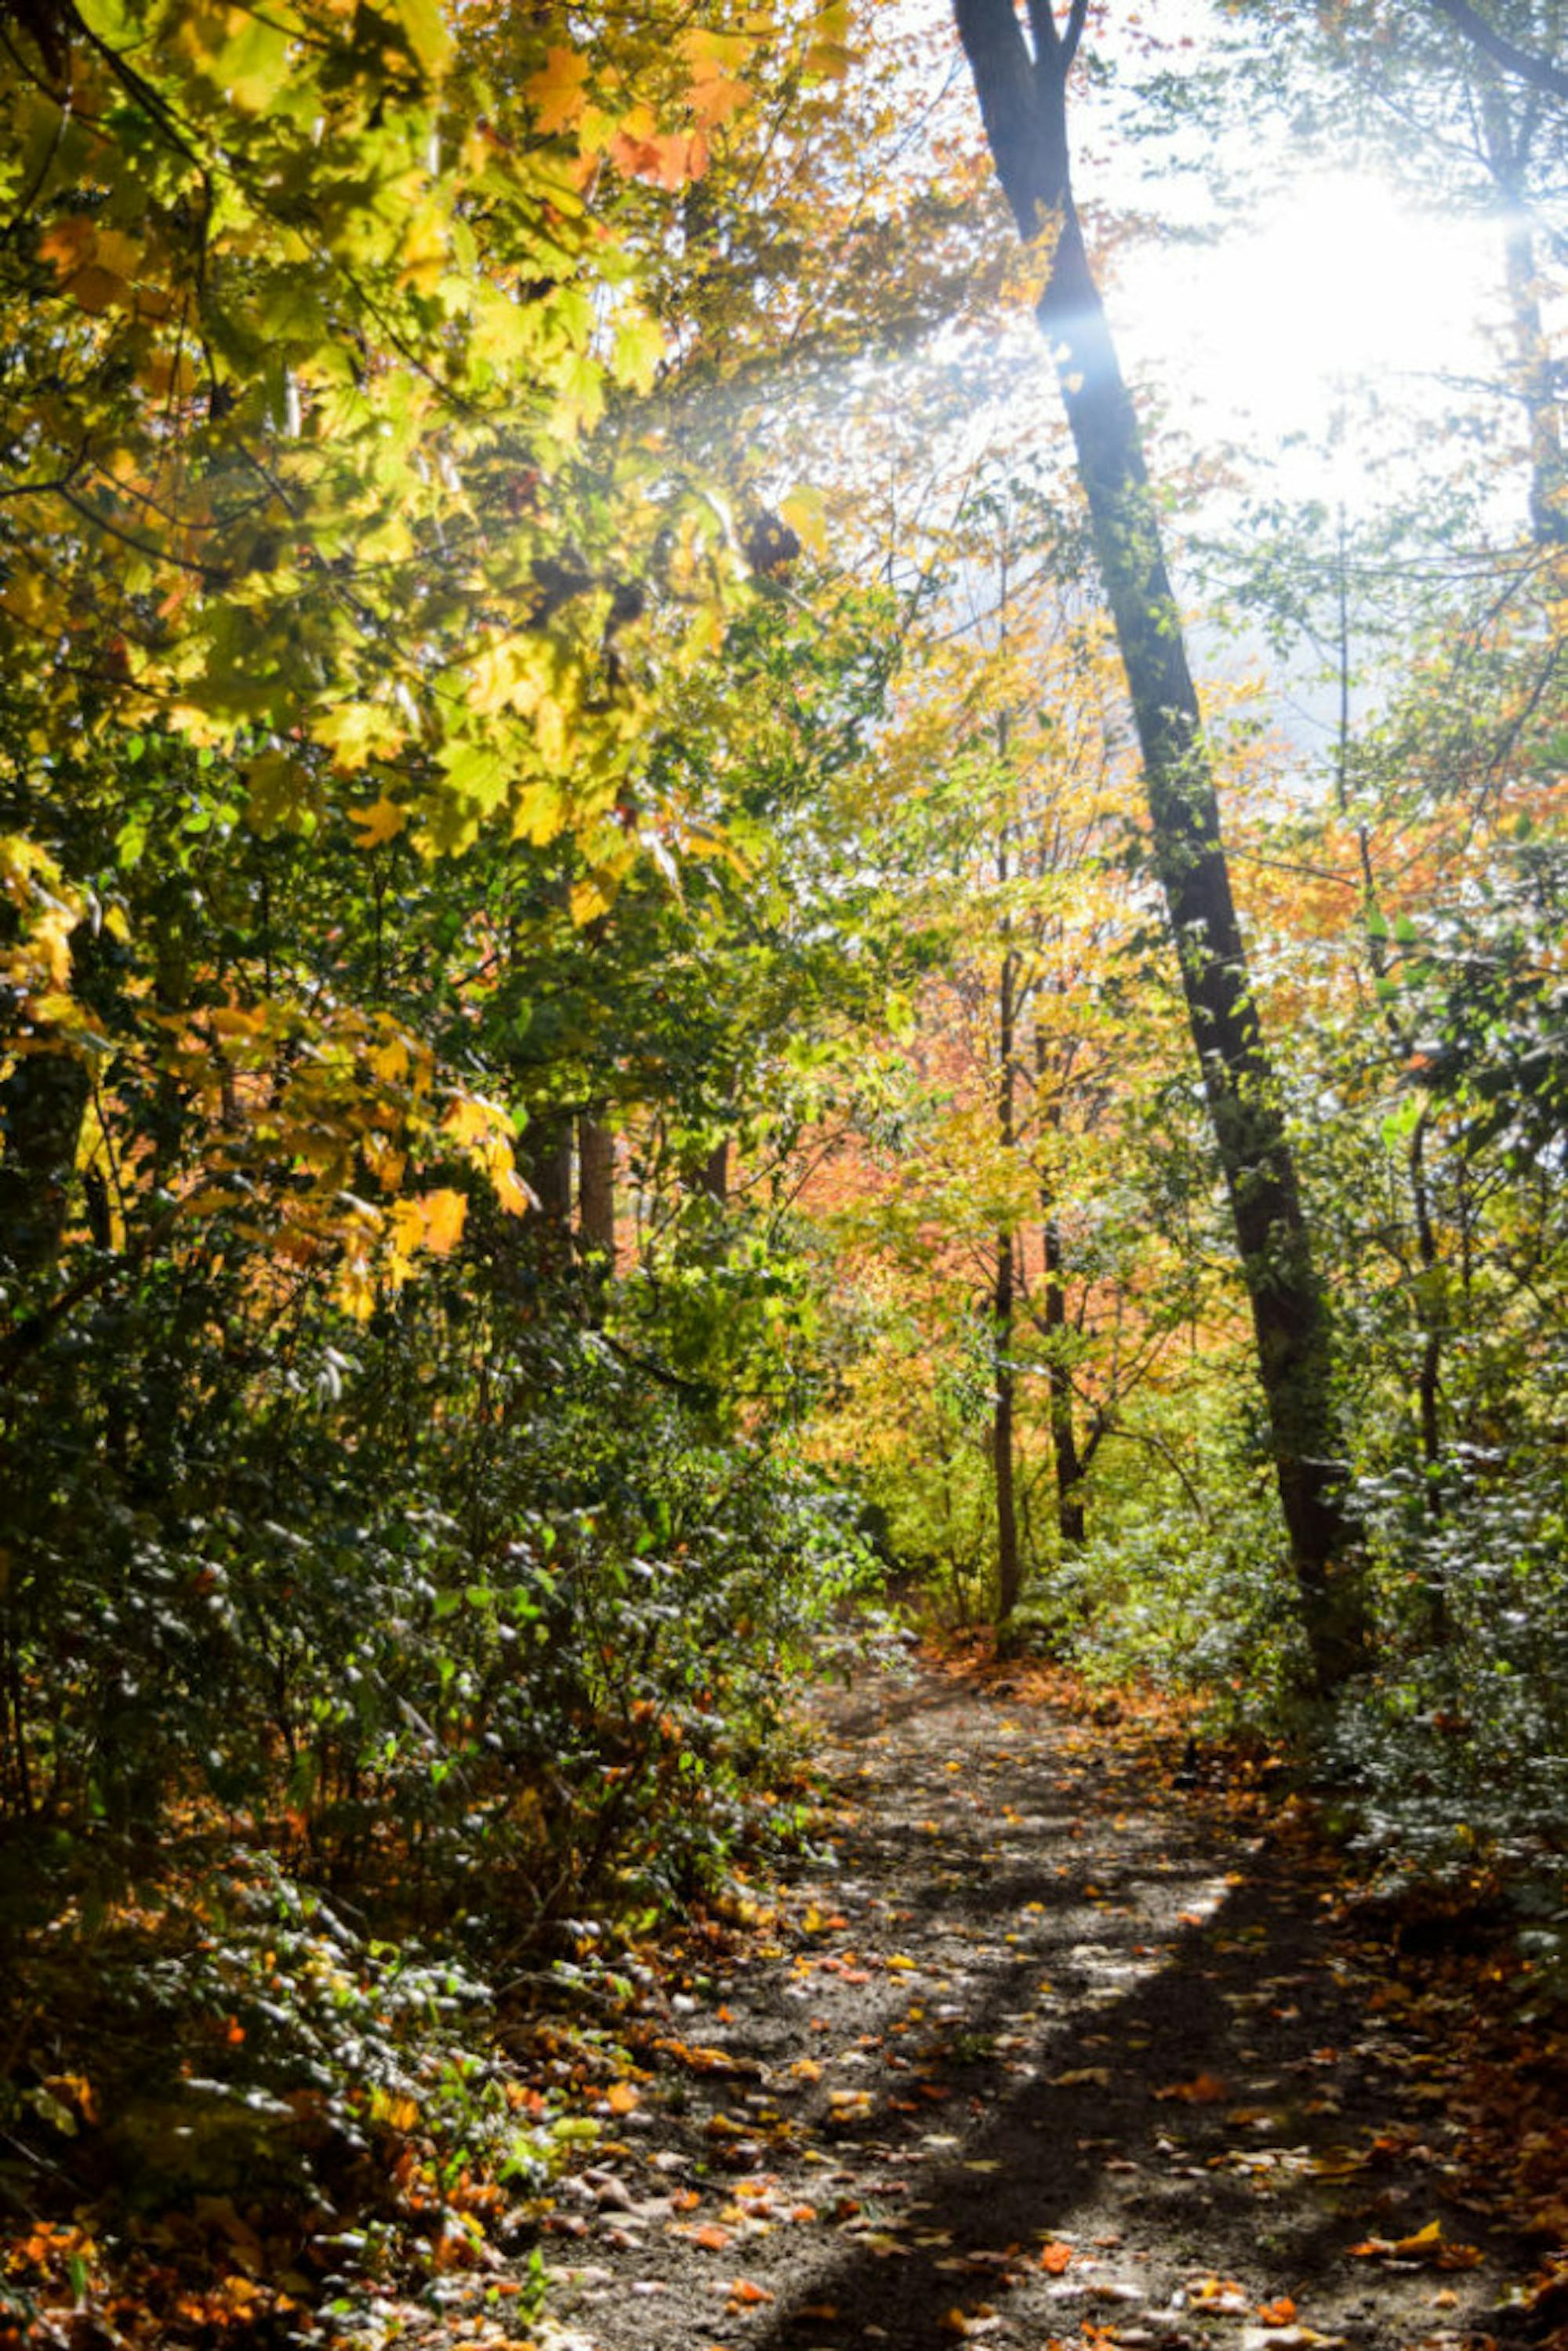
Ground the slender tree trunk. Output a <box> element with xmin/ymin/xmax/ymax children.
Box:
<box><xmin>993</xmin><ymin>1228</ymin><xmax>1022</xmax><ymax>1620</ymax></box>
<box><xmin>993</xmin><ymin>898</ymin><xmax>1022</xmax><ymax>1622</ymax></box>
<box><xmin>1503</xmin><ymin>216</ymin><xmax>1566</xmax><ymax>546</ymax></box>
<box><xmin>0</xmin><ymin>1053</ymin><xmax>90</xmax><ymax>1276</ymax></box>
<box><xmin>1036</xmin><ymin>1032</ymin><xmax>1086</xmax><ymax>1548</ymax></box>
<box><xmin>520</xmin><ymin>1111</ymin><xmax>574</xmax><ymax>1274</ymax></box>
<box><xmin>696</xmin><ymin>1137</ymin><xmax>728</xmax><ymax>1205</ymax></box>
<box><xmin>578</xmin><ymin>1112</ymin><xmax>617</xmax><ymax>1258</ymax></box>
<box><xmin>0</xmin><ymin>902</ymin><xmax>93</xmax><ymax>1277</ymax></box>
<box><xmin>950</xmin><ymin>0</ymin><xmax>1369</xmax><ymax>1689</ymax></box>
<box><xmin>1479</xmin><ymin>88</ymin><xmax>1566</xmax><ymax>545</ymax></box>
<box><xmin>1042</xmin><ymin>1205</ymin><xmax>1086</xmax><ymax>1550</ymax></box>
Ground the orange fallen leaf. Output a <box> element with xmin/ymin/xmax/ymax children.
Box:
<box><xmin>727</xmin><ymin>2278</ymin><xmax>775</xmax><ymax>2307</ymax></box>
<box><xmin>692</xmin><ymin>2223</ymin><xmax>732</xmax><ymax>2251</ymax></box>
<box><xmin>1258</xmin><ymin>2297</ymin><xmax>1298</xmax><ymax>2324</ymax></box>
<box><xmin>1040</xmin><ymin>2242</ymin><xmax>1074</xmax><ymax>2274</ymax></box>
<box><xmin>1156</xmin><ymin>2071</ymin><xmax>1228</xmax><ymax>2103</ymax></box>
<box><xmin>606</xmin><ymin>2081</ymin><xmax>641</xmax><ymax>2115</ymax></box>
<box><xmin>1188</xmin><ymin>2275</ymin><xmax>1248</xmax><ymax>2312</ymax></box>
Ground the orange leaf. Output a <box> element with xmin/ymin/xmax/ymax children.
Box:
<box><xmin>1154</xmin><ymin>2071</ymin><xmax>1228</xmax><ymax>2103</ymax></box>
<box><xmin>606</xmin><ymin>2081</ymin><xmax>641</xmax><ymax>2116</ymax></box>
<box><xmin>419</xmin><ymin>1189</ymin><xmax>467</xmax><ymax>1257</ymax></box>
<box><xmin>1258</xmin><ymin>2298</ymin><xmax>1297</xmax><ymax>2324</ymax></box>
<box><xmin>692</xmin><ymin>2224</ymin><xmax>731</xmax><ymax>2251</ymax></box>
<box><xmin>726</xmin><ymin>2279</ymin><xmax>774</xmax><ymax>2307</ymax></box>
<box><xmin>1040</xmin><ymin>2242</ymin><xmax>1073</xmax><ymax>2275</ymax></box>
<box><xmin>526</xmin><ymin>45</ymin><xmax>590</xmax><ymax>135</ymax></box>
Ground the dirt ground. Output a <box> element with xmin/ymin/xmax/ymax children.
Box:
<box><xmin>509</xmin><ymin>1656</ymin><xmax>1557</xmax><ymax>2351</ymax></box>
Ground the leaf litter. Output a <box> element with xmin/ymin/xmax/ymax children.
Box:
<box><xmin>514</xmin><ymin>1650</ymin><xmax>1565</xmax><ymax>2351</ymax></box>
<box><xmin>5</xmin><ymin>1649</ymin><xmax>1565</xmax><ymax>2349</ymax></box>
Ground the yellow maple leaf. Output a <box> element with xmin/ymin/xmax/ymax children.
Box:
<box><xmin>352</xmin><ymin>795</ymin><xmax>408</xmax><ymax>849</ymax></box>
<box><xmin>527</xmin><ymin>45</ymin><xmax>590</xmax><ymax>136</ymax></box>
<box><xmin>419</xmin><ymin>1188</ymin><xmax>466</xmax><ymax>1255</ymax></box>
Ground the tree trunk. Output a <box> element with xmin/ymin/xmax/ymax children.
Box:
<box><xmin>993</xmin><ymin>915</ymin><xmax>1022</xmax><ymax>1621</ymax></box>
<box><xmin>950</xmin><ymin>0</ymin><xmax>1369</xmax><ymax>1689</ymax></box>
<box><xmin>0</xmin><ymin>1050</ymin><xmax>91</xmax><ymax>1277</ymax></box>
<box><xmin>696</xmin><ymin>1137</ymin><xmax>728</xmax><ymax>1205</ymax></box>
<box><xmin>1502</xmin><ymin>215</ymin><xmax>1566</xmax><ymax>546</ymax></box>
<box><xmin>0</xmin><ymin>899</ymin><xmax>93</xmax><ymax>1279</ymax></box>
<box><xmin>520</xmin><ymin>1111</ymin><xmax>574</xmax><ymax>1273</ymax></box>
<box><xmin>1479</xmin><ymin>88</ymin><xmax>1566</xmax><ymax>546</ymax></box>
<box><xmin>993</xmin><ymin>1228</ymin><xmax>1022</xmax><ymax>1620</ymax></box>
<box><xmin>578</xmin><ymin>1112</ymin><xmax>617</xmax><ymax>1259</ymax></box>
<box><xmin>1042</xmin><ymin>1206</ymin><xmax>1086</xmax><ymax>1550</ymax></box>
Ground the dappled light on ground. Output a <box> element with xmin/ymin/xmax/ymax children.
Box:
<box><xmin>514</xmin><ymin>1662</ymin><xmax>1523</xmax><ymax>2351</ymax></box>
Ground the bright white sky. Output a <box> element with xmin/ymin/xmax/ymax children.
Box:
<box><xmin>1109</xmin><ymin>167</ymin><xmax>1504</xmax><ymax>495</ymax></box>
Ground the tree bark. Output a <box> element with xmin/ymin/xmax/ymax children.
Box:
<box><xmin>993</xmin><ymin>928</ymin><xmax>1022</xmax><ymax>1621</ymax></box>
<box><xmin>1042</xmin><ymin>1204</ymin><xmax>1086</xmax><ymax>1550</ymax></box>
<box><xmin>951</xmin><ymin>0</ymin><xmax>1370</xmax><ymax>1689</ymax></box>
<box><xmin>0</xmin><ymin>903</ymin><xmax>93</xmax><ymax>1278</ymax></box>
<box><xmin>520</xmin><ymin>1111</ymin><xmax>574</xmax><ymax>1274</ymax></box>
<box><xmin>1428</xmin><ymin>0</ymin><xmax>1568</xmax><ymax>106</ymax></box>
<box><xmin>0</xmin><ymin>1050</ymin><xmax>90</xmax><ymax>1277</ymax></box>
<box><xmin>578</xmin><ymin>1112</ymin><xmax>617</xmax><ymax>1259</ymax></box>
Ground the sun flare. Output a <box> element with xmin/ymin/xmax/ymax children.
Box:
<box><xmin>1112</xmin><ymin>169</ymin><xmax>1501</xmax><ymax>466</ymax></box>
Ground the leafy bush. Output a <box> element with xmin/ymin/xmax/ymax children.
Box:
<box><xmin>0</xmin><ymin>1261</ymin><xmax>869</xmax><ymax>1930</ymax></box>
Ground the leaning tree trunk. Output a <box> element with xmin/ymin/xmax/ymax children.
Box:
<box><xmin>950</xmin><ymin>0</ymin><xmax>1370</xmax><ymax>1689</ymax></box>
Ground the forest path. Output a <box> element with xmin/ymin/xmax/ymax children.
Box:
<box><xmin>527</xmin><ymin>1656</ymin><xmax>1533</xmax><ymax>2351</ymax></box>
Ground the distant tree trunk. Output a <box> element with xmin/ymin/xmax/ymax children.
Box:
<box><xmin>1042</xmin><ymin>1207</ymin><xmax>1086</xmax><ymax>1550</ymax></box>
<box><xmin>521</xmin><ymin>1111</ymin><xmax>574</xmax><ymax>1271</ymax></box>
<box><xmin>950</xmin><ymin>0</ymin><xmax>1370</xmax><ymax>1690</ymax></box>
<box><xmin>1036</xmin><ymin>1032</ymin><xmax>1087</xmax><ymax>1550</ymax></box>
<box><xmin>1476</xmin><ymin>83</ymin><xmax>1566</xmax><ymax>544</ymax></box>
<box><xmin>993</xmin><ymin>910</ymin><xmax>1022</xmax><ymax>1622</ymax></box>
<box><xmin>578</xmin><ymin>1112</ymin><xmax>617</xmax><ymax>1259</ymax></box>
<box><xmin>993</xmin><ymin>1228</ymin><xmax>1022</xmax><ymax>1620</ymax></box>
<box><xmin>696</xmin><ymin>1137</ymin><xmax>728</xmax><ymax>1204</ymax></box>
<box><xmin>0</xmin><ymin>901</ymin><xmax>92</xmax><ymax>1278</ymax></box>
<box><xmin>0</xmin><ymin>1051</ymin><xmax>90</xmax><ymax>1277</ymax></box>
<box><xmin>1505</xmin><ymin>218</ymin><xmax>1566</xmax><ymax>544</ymax></box>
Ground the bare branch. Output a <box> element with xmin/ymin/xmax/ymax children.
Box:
<box><xmin>1428</xmin><ymin>0</ymin><xmax>1568</xmax><ymax>105</ymax></box>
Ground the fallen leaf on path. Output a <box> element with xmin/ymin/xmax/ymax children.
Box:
<box><xmin>726</xmin><ymin>2277</ymin><xmax>774</xmax><ymax>2306</ymax></box>
<box><xmin>1348</xmin><ymin>2219</ymin><xmax>1479</xmax><ymax>2266</ymax></box>
<box><xmin>1156</xmin><ymin>2072</ymin><xmax>1229</xmax><ymax>2103</ymax></box>
<box><xmin>1187</xmin><ymin>2274</ymin><xmax>1249</xmax><ymax>2312</ymax></box>
<box><xmin>1240</xmin><ymin>2327</ymin><xmax>1347</xmax><ymax>2349</ymax></box>
<box><xmin>1040</xmin><ymin>2241</ymin><xmax>1074</xmax><ymax>2273</ymax></box>
<box><xmin>1049</xmin><ymin>2066</ymin><xmax>1110</xmax><ymax>2088</ymax></box>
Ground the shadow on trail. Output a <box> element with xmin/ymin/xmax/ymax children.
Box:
<box><xmin>728</xmin><ymin>1681</ymin><xmax>1500</xmax><ymax>2351</ymax></box>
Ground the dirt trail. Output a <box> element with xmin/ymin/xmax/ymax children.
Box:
<box><xmin>528</xmin><ymin>1661</ymin><xmax>1529</xmax><ymax>2351</ymax></box>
